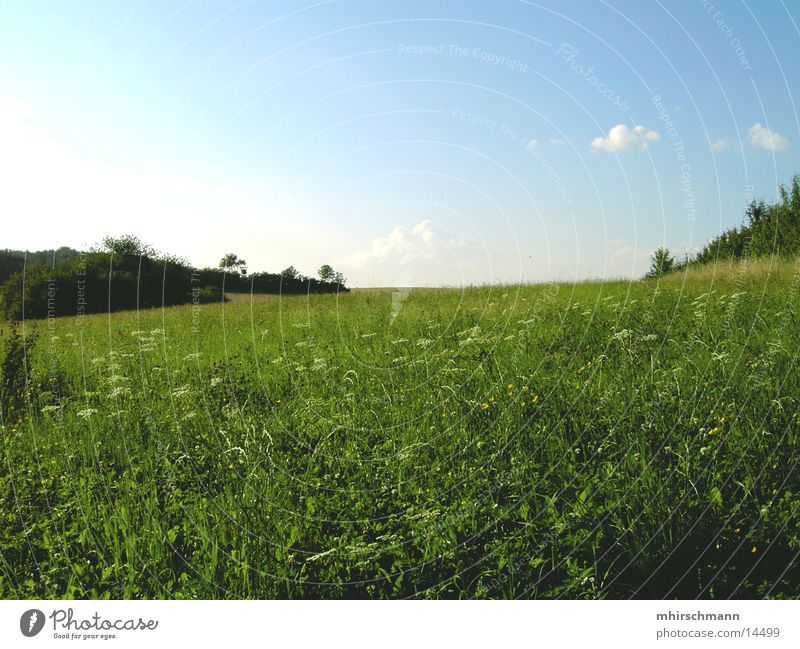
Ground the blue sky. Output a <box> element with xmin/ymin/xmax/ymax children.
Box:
<box><xmin>1</xmin><ymin>0</ymin><xmax>799</xmax><ymax>285</ymax></box>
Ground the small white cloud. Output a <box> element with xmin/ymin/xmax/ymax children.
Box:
<box><xmin>590</xmin><ymin>124</ymin><xmax>660</xmax><ymax>152</ymax></box>
<box><xmin>339</xmin><ymin>220</ymin><xmax>489</xmax><ymax>286</ymax></box>
<box><xmin>549</xmin><ymin>137</ymin><xmax>565</xmax><ymax>145</ymax></box>
<box><xmin>602</xmin><ymin>238</ymin><xmax>655</xmax><ymax>277</ymax></box>
<box><xmin>526</xmin><ymin>138</ymin><xmax>539</xmax><ymax>150</ymax></box>
<box><xmin>711</xmin><ymin>138</ymin><xmax>731</xmax><ymax>153</ymax></box>
<box><xmin>749</xmin><ymin>122</ymin><xmax>789</xmax><ymax>151</ymax></box>
<box><xmin>342</xmin><ymin>220</ymin><xmax>444</xmax><ymax>268</ymax></box>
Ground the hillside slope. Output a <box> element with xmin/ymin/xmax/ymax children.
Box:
<box><xmin>1</xmin><ymin>257</ymin><xmax>799</xmax><ymax>598</ymax></box>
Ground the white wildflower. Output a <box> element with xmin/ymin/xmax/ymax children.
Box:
<box><xmin>172</xmin><ymin>386</ymin><xmax>192</xmax><ymax>399</ymax></box>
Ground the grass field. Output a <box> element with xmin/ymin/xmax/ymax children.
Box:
<box><xmin>2</xmin><ymin>257</ymin><xmax>800</xmax><ymax>599</ymax></box>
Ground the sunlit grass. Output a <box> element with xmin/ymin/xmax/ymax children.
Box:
<box><xmin>1</xmin><ymin>258</ymin><xmax>799</xmax><ymax>598</ymax></box>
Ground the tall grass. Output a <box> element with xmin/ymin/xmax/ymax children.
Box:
<box><xmin>1</xmin><ymin>258</ymin><xmax>799</xmax><ymax>598</ymax></box>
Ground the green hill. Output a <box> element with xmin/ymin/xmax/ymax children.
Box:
<box><xmin>1</xmin><ymin>257</ymin><xmax>798</xmax><ymax>598</ymax></box>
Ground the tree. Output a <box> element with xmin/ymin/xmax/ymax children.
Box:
<box><xmin>219</xmin><ymin>253</ymin><xmax>247</xmax><ymax>275</ymax></box>
<box><xmin>647</xmin><ymin>247</ymin><xmax>674</xmax><ymax>278</ymax></box>
<box><xmin>318</xmin><ymin>264</ymin><xmax>335</xmax><ymax>282</ymax></box>
<box><xmin>99</xmin><ymin>235</ymin><xmax>156</xmax><ymax>258</ymax></box>
<box><xmin>746</xmin><ymin>199</ymin><xmax>767</xmax><ymax>226</ymax></box>
<box><xmin>280</xmin><ymin>266</ymin><xmax>299</xmax><ymax>280</ymax></box>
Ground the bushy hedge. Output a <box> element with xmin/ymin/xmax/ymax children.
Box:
<box><xmin>204</xmin><ymin>269</ymin><xmax>345</xmax><ymax>295</ymax></box>
<box><xmin>0</xmin><ymin>247</ymin><xmax>80</xmax><ymax>286</ymax></box>
<box><xmin>689</xmin><ymin>173</ymin><xmax>800</xmax><ymax>264</ymax></box>
<box><xmin>0</xmin><ymin>238</ymin><xmax>347</xmax><ymax>320</ymax></box>
<box><xmin>0</xmin><ymin>251</ymin><xmax>220</xmax><ymax>320</ymax></box>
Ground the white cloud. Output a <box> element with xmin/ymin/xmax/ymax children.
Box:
<box><xmin>603</xmin><ymin>238</ymin><xmax>652</xmax><ymax>277</ymax></box>
<box><xmin>343</xmin><ymin>220</ymin><xmax>437</xmax><ymax>268</ymax></box>
<box><xmin>339</xmin><ymin>220</ymin><xmax>490</xmax><ymax>286</ymax></box>
<box><xmin>609</xmin><ymin>243</ymin><xmax>635</xmax><ymax>262</ymax></box>
<box><xmin>590</xmin><ymin>124</ymin><xmax>660</xmax><ymax>152</ymax></box>
<box><xmin>749</xmin><ymin>122</ymin><xmax>789</xmax><ymax>151</ymax></box>
<box><xmin>711</xmin><ymin>137</ymin><xmax>731</xmax><ymax>152</ymax></box>
<box><xmin>528</xmin><ymin>137</ymin><xmax>566</xmax><ymax>149</ymax></box>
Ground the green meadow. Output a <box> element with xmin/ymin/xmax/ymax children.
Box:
<box><xmin>2</xmin><ymin>257</ymin><xmax>799</xmax><ymax>599</ymax></box>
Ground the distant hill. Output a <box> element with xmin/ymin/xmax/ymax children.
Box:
<box><xmin>0</xmin><ymin>247</ymin><xmax>81</xmax><ymax>284</ymax></box>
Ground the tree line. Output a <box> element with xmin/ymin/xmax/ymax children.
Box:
<box><xmin>0</xmin><ymin>235</ymin><xmax>348</xmax><ymax>320</ymax></box>
<box><xmin>647</xmin><ymin>172</ymin><xmax>800</xmax><ymax>278</ymax></box>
